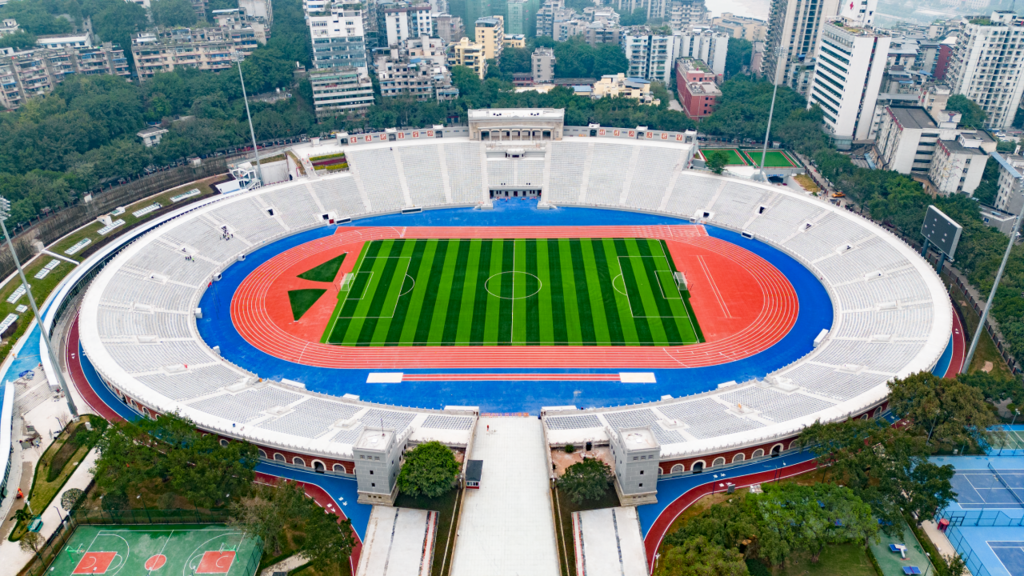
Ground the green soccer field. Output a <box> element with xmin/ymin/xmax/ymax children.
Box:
<box><xmin>743</xmin><ymin>150</ymin><xmax>798</xmax><ymax>167</ymax></box>
<box><xmin>320</xmin><ymin>238</ymin><xmax>704</xmax><ymax>346</ymax></box>
<box><xmin>701</xmin><ymin>148</ymin><xmax>748</xmax><ymax>165</ymax></box>
<box><xmin>49</xmin><ymin>525</ymin><xmax>261</xmax><ymax>576</ymax></box>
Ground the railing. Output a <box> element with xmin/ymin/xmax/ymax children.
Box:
<box><xmin>939</xmin><ymin>509</ymin><xmax>1024</xmax><ymax>528</ymax></box>
<box><xmin>945</xmin><ymin>526</ymin><xmax>993</xmax><ymax>576</ymax></box>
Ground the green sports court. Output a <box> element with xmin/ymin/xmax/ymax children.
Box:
<box><xmin>318</xmin><ymin>237</ymin><xmax>704</xmax><ymax>347</ymax></box>
<box><xmin>49</xmin><ymin>525</ymin><xmax>261</xmax><ymax>576</ymax></box>
<box><xmin>699</xmin><ymin>148</ymin><xmax>748</xmax><ymax>165</ymax></box>
<box><xmin>742</xmin><ymin>149</ymin><xmax>800</xmax><ymax>168</ymax></box>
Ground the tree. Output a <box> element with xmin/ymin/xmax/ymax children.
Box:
<box><xmin>887</xmin><ymin>372</ymin><xmax>999</xmax><ymax>453</ymax></box>
<box><xmin>0</xmin><ymin>30</ymin><xmax>37</xmax><ymax>50</ymax></box>
<box><xmin>657</xmin><ymin>536</ymin><xmax>749</xmax><ymax>576</ymax></box>
<box><xmin>303</xmin><ymin>503</ymin><xmax>357</xmax><ymax>574</ymax></box>
<box><xmin>20</xmin><ymin>531</ymin><xmax>43</xmax><ymax>561</ymax></box>
<box><xmin>61</xmin><ymin>488</ymin><xmax>85</xmax><ymax>511</ymax></box>
<box><xmin>0</xmin><ymin>0</ymin><xmax>73</xmax><ymax>35</ymax></box>
<box><xmin>229</xmin><ymin>481</ymin><xmax>306</xmax><ymax>555</ymax></box>
<box><xmin>397</xmin><ymin>441</ymin><xmax>459</xmax><ymax>499</ymax></box>
<box><xmin>724</xmin><ymin>38</ymin><xmax>752</xmax><ymax>79</ymax></box>
<box><xmin>706</xmin><ymin>150</ymin><xmax>729</xmax><ymax>174</ymax></box>
<box><xmin>946</xmin><ymin>95</ymin><xmax>987</xmax><ymax>129</ymax></box>
<box><xmin>798</xmin><ymin>419</ymin><xmax>956</xmax><ymax>531</ymax></box>
<box><xmin>150</xmin><ymin>0</ymin><xmax>197</xmax><ymax>27</ymax></box>
<box><xmin>558</xmin><ymin>458</ymin><xmax>612</xmax><ymax>504</ymax></box>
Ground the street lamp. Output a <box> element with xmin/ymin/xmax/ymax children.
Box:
<box><xmin>0</xmin><ymin>197</ymin><xmax>77</xmax><ymax>418</ymax></box>
<box><xmin>234</xmin><ymin>54</ymin><xmax>264</xmax><ymax>187</ymax></box>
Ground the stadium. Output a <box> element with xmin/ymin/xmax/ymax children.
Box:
<box><xmin>42</xmin><ymin>108</ymin><xmax>958</xmax><ymax>572</ymax></box>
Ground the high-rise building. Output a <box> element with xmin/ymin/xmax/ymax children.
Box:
<box><xmin>806</xmin><ymin>20</ymin><xmax>890</xmax><ymax>148</ymax></box>
<box><xmin>676</xmin><ymin>58</ymin><xmax>720</xmax><ymax>117</ymax></box>
<box><xmin>309</xmin><ymin>67</ymin><xmax>375</xmax><ymax>116</ymax></box>
<box><xmin>621</xmin><ymin>26</ymin><xmax>677</xmax><ymax>84</ymax></box>
<box><xmin>435</xmin><ymin>13</ymin><xmax>466</xmax><ymax>43</ymax></box>
<box><xmin>507</xmin><ymin>0</ymin><xmax>541</xmax><ymax>35</ymax></box>
<box><xmin>610</xmin><ymin>0</ymin><xmax>673</xmax><ymax>22</ymax></box>
<box><xmin>308</xmin><ymin>0</ymin><xmax>369</xmax><ymax>74</ymax></box>
<box><xmin>837</xmin><ymin>0</ymin><xmax>876</xmax><ymax>26</ymax></box>
<box><xmin>0</xmin><ymin>42</ymin><xmax>129</xmax><ymax>109</ymax></box>
<box><xmin>710</xmin><ymin>13</ymin><xmax>767</xmax><ymax>42</ymax></box>
<box><xmin>132</xmin><ymin>28</ymin><xmax>247</xmax><ymax>81</ymax></box>
<box><xmin>668</xmin><ymin>0</ymin><xmax>708</xmax><ymax>32</ymax></box>
<box><xmin>382</xmin><ymin>3</ymin><xmax>433</xmax><ymax>47</ymax></box>
<box><xmin>945</xmin><ymin>11</ymin><xmax>1024</xmax><ymax>130</ymax></box>
<box><xmin>475</xmin><ymin>15</ymin><xmax>504</xmax><ymax>60</ymax></box>
<box><xmin>676</xmin><ymin>27</ymin><xmax>729</xmax><ymax>77</ymax></box>
<box><xmin>531</xmin><ymin>46</ymin><xmax>555</xmax><ymax>82</ymax></box>
<box><xmin>993</xmin><ymin>152</ymin><xmax>1024</xmax><ymax>214</ymax></box>
<box><xmin>764</xmin><ymin>0</ymin><xmax>841</xmax><ymax>88</ymax></box>
<box><xmin>449</xmin><ymin>36</ymin><xmax>487</xmax><ymax>77</ymax></box>
<box><xmin>449</xmin><ymin>0</ymin><xmax>490</xmax><ymax>39</ymax></box>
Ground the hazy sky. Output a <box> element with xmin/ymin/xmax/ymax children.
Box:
<box><xmin>706</xmin><ymin>0</ymin><xmax>771</xmax><ymax>21</ymax></box>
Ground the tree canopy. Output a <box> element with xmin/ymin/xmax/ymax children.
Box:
<box><xmin>150</xmin><ymin>0</ymin><xmax>198</xmax><ymax>27</ymax></box>
<box><xmin>559</xmin><ymin>458</ymin><xmax>612</xmax><ymax>504</ymax></box>
<box><xmin>887</xmin><ymin>371</ymin><xmax>999</xmax><ymax>452</ymax></box>
<box><xmin>724</xmin><ymin>38</ymin><xmax>752</xmax><ymax>79</ymax></box>
<box><xmin>705</xmin><ymin>150</ymin><xmax>729</xmax><ymax>174</ymax></box>
<box><xmin>946</xmin><ymin>94</ymin><xmax>987</xmax><ymax>129</ymax></box>
<box><xmin>656</xmin><ymin>536</ymin><xmax>748</xmax><ymax>576</ymax></box>
<box><xmin>397</xmin><ymin>441</ymin><xmax>460</xmax><ymax>499</ymax></box>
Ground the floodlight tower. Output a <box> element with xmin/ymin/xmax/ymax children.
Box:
<box><xmin>0</xmin><ymin>197</ymin><xmax>78</xmax><ymax>418</ymax></box>
<box><xmin>758</xmin><ymin>46</ymin><xmax>784</xmax><ymax>182</ymax></box>
<box><xmin>235</xmin><ymin>53</ymin><xmax>265</xmax><ymax>187</ymax></box>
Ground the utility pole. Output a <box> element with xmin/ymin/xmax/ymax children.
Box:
<box><xmin>236</xmin><ymin>55</ymin><xmax>264</xmax><ymax>186</ymax></box>
<box><xmin>0</xmin><ymin>197</ymin><xmax>77</xmax><ymax>418</ymax></box>
<box><xmin>758</xmin><ymin>47</ymin><xmax>783</xmax><ymax>182</ymax></box>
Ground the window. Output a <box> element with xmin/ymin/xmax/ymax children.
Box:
<box><xmin>732</xmin><ymin>453</ymin><xmax>745</xmax><ymax>463</ymax></box>
<box><xmin>333</xmin><ymin>464</ymin><xmax>347</xmax><ymax>473</ymax></box>
<box><xmin>274</xmin><ymin>453</ymin><xmax>285</xmax><ymax>462</ymax></box>
<box><xmin>220</xmin><ymin>439</ymin><xmax>229</xmax><ymax>447</ymax></box>
<box><xmin>671</xmin><ymin>464</ymin><xmax>684</xmax><ymax>473</ymax></box>
<box><xmin>293</xmin><ymin>456</ymin><xmax>306</xmax><ymax>466</ymax></box>
<box><xmin>258</xmin><ymin>449</ymin><xmax>267</xmax><ymax>459</ymax></box>
<box><xmin>712</xmin><ymin>457</ymin><xmax>726</xmax><ymax>467</ymax></box>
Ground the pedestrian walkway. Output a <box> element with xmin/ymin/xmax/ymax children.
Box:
<box><xmin>357</xmin><ymin>507</ymin><xmax>437</xmax><ymax>576</ymax></box>
<box><xmin>450</xmin><ymin>417</ymin><xmax>559</xmax><ymax>576</ymax></box>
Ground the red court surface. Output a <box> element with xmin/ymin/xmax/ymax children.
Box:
<box><xmin>73</xmin><ymin>552</ymin><xmax>117</xmax><ymax>574</ymax></box>
<box><xmin>231</xmin><ymin>225</ymin><xmax>799</xmax><ymax>369</ymax></box>
<box><xmin>195</xmin><ymin>551</ymin><xmax>235</xmax><ymax>574</ymax></box>
<box><xmin>144</xmin><ymin>554</ymin><xmax>166</xmax><ymax>571</ymax></box>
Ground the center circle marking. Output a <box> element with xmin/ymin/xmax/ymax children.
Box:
<box><xmin>484</xmin><ymin>271</ymin><xmax>543</xmax><ymax>300</ymax></box>
<box><xmin>144</xmin><ymin>555</ymin><xmax>167</xmax><ymax>571</ymax></box>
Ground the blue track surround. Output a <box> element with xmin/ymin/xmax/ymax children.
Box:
<box><xmin>196</xmin><ymin>202</ymin><xmax>833</xmax><ymax>413</ymax></box>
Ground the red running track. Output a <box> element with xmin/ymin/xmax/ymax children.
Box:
<box><xmin>230</xmin><ymin>225</ymin><xmax>799</xmax><ymax>369</ymax></box>
<box><xmin>65</xmin><ymin>317</ymin><xmax>124</xmax><ymax>422</ymax></box>
<box><xmin>944</xmin><ymin>301</ymin><xmax>966</xmax><ymax>378</ymax></box>
<box><xmin>643</xmin><ymin>459</ymin><xmax>818</xmax><ymax>572</ymax></box>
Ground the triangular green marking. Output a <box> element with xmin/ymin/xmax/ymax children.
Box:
<box><xmin>288</xmin><ymin>288</ymin><xmax>327</xmax><ymax>321</ymax></box>
<box><xmin>297</xmin><ymin>253</ymin><xmax>347</xmax><ymax>282</ymax></box>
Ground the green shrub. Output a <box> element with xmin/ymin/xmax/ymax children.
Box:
<box><xmin>565</xmin><ymin>444</ymin><xmax>575</xmax><ymax>453</ymax></box>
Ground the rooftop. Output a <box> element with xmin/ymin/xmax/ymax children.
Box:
<box><xmin>468</xmin><ymin>108</ymin><xmax>565</xmax><ymax>120</ymax></box>
<box><xmin>889</xmin><ymin>106</ymin><xmax>937</xmax><ymax>130</ymax></box>
<box><xmin>939</xmin><ymin>138</ymin><xmax>986</xmax><ymax>156</ymax></box>
<box><xmin>617</xmin><ymin>427</ymin><xmax>658</xmax><ymax>450</ymax></box>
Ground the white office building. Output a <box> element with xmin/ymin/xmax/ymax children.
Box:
<box><xmin>945</xmin><ymin>11</ymin><xmax>1024</xmax><ymax>130</ymax></box>
<box><xmin>993</xmin><ymin>151</ymin><xmax>1024</xmax><ymax>214</ymax></box>
<box><xmin>308</xmin><ymin>0</ymin><xmax>369</xmax><ymax>74</ymax></box>
<box><xmin>837</xmin><ymin>0</ymin><xmax>876</xmax><ymax>26</ymax></box>
<box><xmin>383</xmin><ymin>4</ymin><xmax>433</xmax><ymax>47</ymax></box>
<box><xmin>764</xmin><ymin>0</ymin><xmax>841</xmax><ymax>89</ymax></box>
<box><xmin>806</xmin><ymin>20</ymin><xmax>890</xmax><ymax>148</ymax></box>
<box><xmin>676</xmin><ymin>27</ymin><xmax>729</xmax><ymax>78</ymax></box>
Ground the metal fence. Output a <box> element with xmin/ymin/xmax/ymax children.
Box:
<box><xmin>939</xmin><ymin>509</ymin><xmax>1024</xmax><ymax>528</ymax></box>
<box><xmin>17</xmin><ymin>506</ymin><xmax>258</xmax><ymax>576</ymax></box>
<box><xmin>945</xmin><ymin>526</ymin><xmax>994</xmax><ymax>576</ymax></box>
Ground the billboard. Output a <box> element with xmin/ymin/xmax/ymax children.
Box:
<box><xmin>921</xmin><ymin>205</ymin><xmax>963</xmax><ymax>260</ymax></box>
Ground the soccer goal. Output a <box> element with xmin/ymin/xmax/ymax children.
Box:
<box><xmin>673</xmin><ymin>272</ymin><xmax>687</xmax><ymax>291</ymax></box>
<box><xmin>339</xmin><ymin>273</ymin><xmax>354</xmax><ymax>291</ymax></box>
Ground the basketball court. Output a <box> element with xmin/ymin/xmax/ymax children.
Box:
<box><xmin>50</xmin><ymin>525</ymin><xmax>261</xmax><ymax>576</ymax></box>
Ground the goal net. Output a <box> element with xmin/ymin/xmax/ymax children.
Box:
<box><xmin>339</xmin><ymin>273</ymin><xmax>354</xmax><ymax>291</ymax></box>
<box><xmin>673</xmin><ymin>272</ymin><xmax>687</xmax><ymax>291</ymax></box>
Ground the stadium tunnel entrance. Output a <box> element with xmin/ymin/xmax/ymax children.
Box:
<box><xmin>489</xmin><ymin>188</ymin><xmax>541</xmax><ymax>199</ymax></box>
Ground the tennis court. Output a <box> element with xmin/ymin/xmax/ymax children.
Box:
<box><xmin>48</xmin><ymin>525</ymin><xmax>262</xmax><ymax>576</ymax></box>
<box><xmin>950</xmin><ymin>465</ymin><xmax>1024</xmax><ymax>509</ymax></box>
<box><xmin>742</xmin><ymin>150</ymin><xmax>800</xmax><ymax>168</ymax></box>
<box><xmin>698</xmin><ymin>148</ymin><xmax>748</xmax><ymax>165</ymax></box>
<box><xmin>990</xmin><ymin>426</ymin><xmax>1024</xmax><ymax>455</ymax></box>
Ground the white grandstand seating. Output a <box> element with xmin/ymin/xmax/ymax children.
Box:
<box><xmin>347</xmin><ymin>148</ymin><xmax>406</xmax><ymax>213</ymax></box>
<box><xmin>136</xmin><ymin>364</ymin><xmax>246</xmax><ymax>400</ymax></box>
<box><xmin>445</xmin><ymin>143</ymin><xmax>485</xmax><ymax>204</ymax></box>
<box><xmin>261</xmin><ymin>184</ymin><xmax>323</xmax><ymax>230</ymax></box>
<box><xmin>79</xmin><ymin>135</ymin><xmax>949</xmax><ymax>461</ymax></box>
<box><xmin>397</xmin><ymin>146</ymin><xmax>448</xmax><ymax>207</ymax></box>
<box><xmin>545</xmin><ymin>142</ymin><xmax>587</xmax><ymax>203</ymax></box>
<box><xmin>258</xmin><ymin>398</ymin><xmax>362</xmax><ymax>438</ymax></box>
<box><xmin>585</xmin><ymin>144</ymin><xmax>632</xmax><ymax>205</ymax></box>
<box><xmin>657</xmin><ymin>399</ymin><xmax>764</xmax><ymax>440</ymax></box>
<box><xmin>310</xmin><ymin>176</ymin><xmax>367</xmax><ymax>218</ymax></box>
<box><xmin>624</xmin><ymin>147</ymin><xmax>683</xmax><ymax>210</ymax></box>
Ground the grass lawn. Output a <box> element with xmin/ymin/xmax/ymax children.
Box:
<box><xmin>792</xmin><ymin>174</ymin><xmax>820</xmax><ymax>193</ymax></box>
<box><xmin>942</xmin><ymin>273</ymin><xmax>1014</xmax><ymax>378</ymax></box>
<box><xmin>744</xmin><ymin>150</ymin><xmax>799</xmax><ymax>168</ymax></box>
<box><xmin>394</xmin><ymin>488</ymin><xmax>461</xmax><ymax>576</ymax></box>
<box><xmin>867</xmin><ymin>516</ymin><xmax>933</xmax><ymax>576</ymax></box>
<box><xmin>9</xmin><ymin>415</ymin><xmax>101</xmax><ymax>540</ymax></box>
<box><xmin>49</xmin><ymin>176</ymin><xmax>221</xmax><ymax>261</ymax></box>
<box><xmin>322</xmin><ymin>238</ymin><xmax>703</xmax><ymax>346</ymax></box>
<box><xmin>298</xmin><ymin>254</ymin><xmax>346</xmax><ymax>282</ymax></box>
<box><xmin>701</xmin><ymin>148</ymin><xmax>749</xmax><ymax>165</ymax></box>
<box><xmin>552</xmin><ymin>484</ymin><xmax>621</xmax><ymax>576</ymax></box>
<box><xmin>0</xmin><ymin>252</ymin><xmax>77</xmax><ymax>367</ymax></box>
<box><xmin>773</xmin><ymin>545</ymin><xmax>878</xmax><ymax>576</ymax></box>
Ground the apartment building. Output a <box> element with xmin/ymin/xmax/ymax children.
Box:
<box><xmin>407</xmin><ymin>35</ymin><xmax>448</xmax><ymax>64</ymax></box>
<box><xmin>536</xmin><ymin>0</ymin><xmax>571</xmax><ymax>38</ymax></box>
<box><xmin>238</xmin><ymin>0</ymin><xmax>273</xmax><ymax>27</ymax></box>
<box><xmin>837</xmin><ymin>0</ymin><xmax>876</xmax><ymax>26</ymax></box>
<box><xmin>0</xmin><ymin>42</ymin><xmax>129</xmax><ymax>109</ymax></box>
<box><xmin>945</xmin><ymin>11</ymin><xmax>1024</xmax><ymax>129</ymax></box>
<box><xmin>532</xmin><ymin>46</ymin><xmax>555</xmax><ymax>83</ymax></box>
<box><xmin>710</xmin><ymin>13</ymin><xmax>767</xmax><ymax>41</ymax></box>
<box><xmin>435</xmin><ymin>13</ymin><xmax>466</xmax><ymax>43</ymax></box>
<box><xmin>449</xmin><ymin>36</ymin><xmax>487</xmax><ymax>77</ymax></box>
<box><xmin>475</xmin><ymin>16</ymin><xmax>503</xmax><ymax>60</ymax></box>
<box><xmin>309</xmin><ymin>66</ymin><xmax>375</xmax><ymax>116</ymax></box>
<box><xmin>764</xmin><ymin>0</ymin><xmax>841</xmax><ymax>88</ymax></box>
<box><xmin>621</xmin><ymin>26</ymin><xmax>677</xmax><ymax>84</ymax></box>
<box><xmin>213</xmin><ymin>9</ymin><xmax>270</xmax><ymax>50</ymax></box>
<box><xmin>0</xmin><ymin>18</ymin><xmax>18</xmax><ymax>37</ymax></box>
<box><xmin>592</xmin><ymin>73</ymin><xmax>655</xmax><ymax>103</ymax></box>
<box><xmin>928</xmin><ymin>133</ymin><xmax>990</xmax><ymax>195</ymax></box>
<box><xmin>507</xmin><ymin>0</ymin><xmax>541</xmax><ymax>35</ymax></box>
<box><xmin>806</xmin><ymin>20</ymin><xmax>890</xmax><ymax>148</ymax></box>
<box><xmin>676</xmin><ymin>27</ymin><xmax>729</xmax><ymax>77</ymax></box>
<box><xmin>872</xmin><ymin>106</ymin><xmax>995</xmax><ymax>176</ymax></box>
<box><xmin>132</xmin><ymin>28</ymin><xmax>238</xmax><ymax>81</ymax></box>
<box><xmin>381</xmin><ymin>3</ymin><xmax>433</xmax><ymax>47</ymax></box>
<box><xmin>375</xmin><ymin>50</ymin><xmax>454</xmax><ymax>100</ymax></box>
<box><xmin>609</xmin><ymin>0</ymin><xmax>670</xmax><ymax>22</ymax></box>
<box><xmin>676</xmin><ymin>58</ymin><xmax>720</xmax><ymax>117</ymax></box>
<box><xmin>308</xmin><ymin>0</ymin><xmax>370</xmax><ymax>74</ymax></box>
<box><xmin>993</xmin><ymin>151</ymin><xmax>1024</xmax><ymax>214</ymax></box>
<box><xmin>668</xmin><ymin>0</ymin><xmax>708</xmax><ymax>32</ymax></box>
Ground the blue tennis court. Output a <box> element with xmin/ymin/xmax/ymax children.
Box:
<box><xmin>951</xmin><ymin>469</ymin><xmax>1024</xmax><ymax>509</ymax></box>
<box><xmin>990</xmin><ymin>541</ymin><xmax>1024</xmax><ymax>576</ymax></box>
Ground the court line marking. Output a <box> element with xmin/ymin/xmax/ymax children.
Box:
<box><xmin>697</xmin><ymin>255</ymin><xmax>731</xmax><ymax>318</ymax></box>
<box><xmin>148</xmin><ymin>530</ymin><xmax>174</xmax><ymax>575</ymax></box>
<box><xmin>182</xmin><ymin>532</ymin><xmax>246</xmax><ymax>576</ymax></box>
